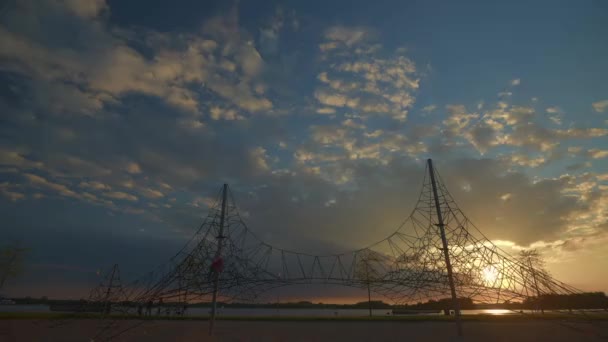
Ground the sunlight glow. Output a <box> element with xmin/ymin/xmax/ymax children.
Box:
<box><xmin>482</xmin><ymin>265</ymin><xmax>499</xmax><ymax>286</ymax></box>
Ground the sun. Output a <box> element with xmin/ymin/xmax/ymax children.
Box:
<box><xmin>482</xmin><ymin>266</ymin><xmax>499</xmax><ymax>286</ymax></box>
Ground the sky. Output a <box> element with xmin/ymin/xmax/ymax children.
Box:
<box><xmin>0</xmin><ymin>0</ymin><xmax>607</xmax><ymax>302</ymax></box>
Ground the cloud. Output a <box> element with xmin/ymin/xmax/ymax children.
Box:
<box><xmin>421</xmin><ymin>105</ymin><xmax>437</xmax><ymax>113</ymax></box>
<box><xmin>588</xmin><ymin>149</ymin><xmax>608</xmax><ymax>159</ymax></box>
<box><xmin>0</xmin><ymin>148</ymin><xmax>44</xmax><ymax>170</ymax></box>
<box><xmin>439</xmin><ymin>101</ymin><xmax>608</xmax><ymax>154</ymax></box>
<box><xmin>319</xmin><ymin>41</ymin><xmax>338</xmax><ymax>52</ymax></box>
<box><xmin>61</xmin><ymin>0</ymin><xmax>108</xmax><ymax>18</ymax></box>
<box><xmin>210</xmin><ymin>107</ymin><xmax>244</xmax><ymax>120</ymax></box>
<box><xmin>23</xmin><ymin>173</ymin><xmax>78</xmax><ymax>198</ymax></box>
<box><xmin>103</xmin><ymin>191</ymin><xmax>138</xmax><ymax>202</ymax></box>
<box><xmin>442</xmin><ymin>104</ymin><xmax>480</xmax><ymax>139</ymax></box>
<box><xmin>125</xmin><ymin>162</ymin><xmax>142</xmax><ymax>174</ymax></box>
<box><xmin>0</xmin><ymin>183</ymin><xmax>26</xmax><ymax>201</ymax></box>
<box><xmin>592</xmin><ymin>99</ymin><xmax>608</xmax><ymax>113</ymax></box>
<box><xmin>316</xmin><ymin>107</ymin><xmax>336</xmax><ymax>115</ymax></box>
<box><xmin>314</xmin><ymin>45</ymin><xmax>418</xmax><ymax>121</ymax></box>
<box><xmin>323</xmin><ymin>26</ymin><xmax>375</xmax><ymax>46</ymax></box>
<box><xmin>504</xmin><ymin>154</ymin><xmax>546</xmax><ymax>168</ymax></box>
<box><xmin>237</xmin><ymin>44</ymin><xmax>264</xmax><ymax>77</ymax></box>
<box><xmin>46</xmin><ymin>155</ymin><xmax>111</xmax><ymax>178</ymax></box>
<box><xmin>314</xmin><ymin>90</ymin><xmax>357</xmax><ymax>108</ymax></box>
<box><xmin>140</xmin><ymin>188</ymin><xmax>165</xmax><ymax>199</ymax></box>
<box><xmin>0</xmin><ymin>0</ymin><xmax>275</xmax><ymax>118</ymax></box>
<box><xmin>510</xmin><ymin>79</ymin><xmax>521</xmax><ymax>86</ymax></box>
<box><xmin>79</xmin><ymin>181</ymin><xmax>111</xmax><ymax>191</ymax></box>
<box><xmin>250</xmin><ymin>147</ymin><xmax>271</xmax><ymax>172</ymax></box>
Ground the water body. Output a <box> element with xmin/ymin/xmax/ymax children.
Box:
<box><xmin>0</xmin><ymin>305</ymin><xmax>536</xmax><ymax>316</ymax></box>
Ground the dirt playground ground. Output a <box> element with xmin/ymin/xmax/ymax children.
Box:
<box><xmin>1</xmin><ymin>319</ymin><xmax>608</xmax><ymax>341</ymax></box>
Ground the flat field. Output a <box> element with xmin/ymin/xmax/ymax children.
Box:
<box><xmin>1</xmin><ymin>318</ymin><xmax>608</xmax><ymax>341</ymax></box>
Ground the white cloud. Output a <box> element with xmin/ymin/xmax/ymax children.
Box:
<box><xmin>556</xmin><ymin>128</ymin><xmax>608</xmax><ymax>139</ymax></box>
<box><xmin>323</xmin><ymin>26</ymin><xmax>374</xmax><ymax>46</ymax></box>
<box><xmin>79</xmin><ymin>181</ymin><xmax>111</xmax><ymax>191</ymax></box>
<box><xmin>443</xmin><ymin>105</ymin><xmax>479</xmax><ymax>134</ymax></box>
<box><xmin>421</xmin><ymin>105</ymin><xmax>437</xmax><ymax>113</ymax></box>
<box><xmin>0</xmin><ymin>2</ymin><xmax>276</xmax><ymax>118</ymax></box>
<box><xmin>61</xmin><ymin>0</ymin><xmax>108</xmax><ymax>18</ymax></box>
<box><xmin>314</xmin><ymin>48</ymin><xmax>418</xmax><ymax>121</ymax></box>
<box><xmin>319</xmin><ymin>41</ymin><xmax>338</xmax><ymax>52</ymax></box>
<box><xmin>140</xmin><ymin>188</ymin><xmax>165</xmax><ymax>199</ymax></box>
<box><xmin>510</xmin><ymin>79</ymin><xmax>521</xmax><ymax>86</ymax></box>
<box><xmin>24</xmin><ymin>173</ymin><xmax>78</xmax><ymax>198</ymax></box>
<box><xmin>126</xmin><ymin>162</ymin><xmax>142</xmax><ymax>174</ymax></box>
<box><xmin>507</xmin><ymin>154</ymin><xmax>546</xmax><ymax>168</ymax></box>
<box><xmin>364</xmin><ymin>130</ymin><xmax>383</xmax><ymax>138</ymax></box>
<box><xmin>189</xmin><ymin>196</ymin><xmax>216</xmax><ymax>208</ymax></box>
<box><xmin>549</xmin><ymin>115</ymin><xmax>562</xmax><ymax>125</ymax></box>
<box><xmin>317</xmin><ymin>72</ymin><xmax>329</xmax><ymax>83</ymax></box>
<box><xmin>588</xmin><ymin>149</ymin><xmax>608</xmax><ymax>159</ymax></box>
<box><xmin>103</xmin><ymin>191</ymin><xmax>138</xmax><ymax>201</ymax></box>
<box><xmin>314</xmin><ymin>90</ymin><xmax>358</xmax><ymax>108</ymax></box>
<box><xmin>0</xmin><ymin>148</ymin><xmax>43</xmax><ymax>170</ymax></box>
<box><xmin>342</xmin><ymin>119</ymin><xmax>365</xmax><ymax>129</ymax></box>
<box><xmin>440</xmin><ymin>100</ymin><xmax>608</xmax><ymax>155</ymax></box>
<box><xmin>316</xmin><ymin>107</ymin><xmax>336</xmax><ymax>114</ymax></box>
<box><xmin>237</xmin><ymin>44</ymin><xmax>264</xmax><ymax>77</ymax></box>
<box><xmin>250</xmin><ymin>147</ymin><xmax>270</xmax><ymax>172</ymax></box>
<box><xmin>178</xmin><ymin>119</ymin><xmax>205</xmax><ymax>130</ymax></box>
<box><xmin>592</xmin><ymin>99</ymin><xmax>608</xmax><ymax>113</ymax></box>
<box><xmin>210</xmin><ymin>107</ymin><xmax>243</xmax><ymax>120</ymax></box>
<box><xmin>0</xmin><ymin>183</ymin><xmax>26</xmax><ymax>202</ymax></box>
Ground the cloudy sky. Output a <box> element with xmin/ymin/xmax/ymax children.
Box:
<box><xmin>1</xmin><ymin>0</ymin><xmax>607</xmax><ymax>301</ymax></box>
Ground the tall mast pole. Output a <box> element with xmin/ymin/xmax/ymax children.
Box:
<box><xmin>527</xmin><ymin>255</ymin><xmax>544</xmax><ymax>314</ymax></box>
<box><xmin>427</xmin><ymin>159</ymin><xmax>463</xmax><ymax>337</ymax></box>
<box><xmin>102</xmin><ymin>264</ymin><xmax>118</xmax><ymax>319</ymax></box>
<box><xmin>209</xmin><ymin>184</ymin><xmax>228</xmax><ymax>335</ymax></box>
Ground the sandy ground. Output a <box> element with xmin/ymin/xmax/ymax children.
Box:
<box><xmin>1</xmin><ymin>319</ymin><xmax>607</xmax><ymax>342</ymax></box>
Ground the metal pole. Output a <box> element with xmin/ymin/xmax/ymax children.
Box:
<box><xmin>209</xmin><ymin>184</ymin><xmax>228</xmax><ymax>335</ymax></box>
<box><xmin>367</xmin><ymin>282</ymin><xmax>372</xmax><ymax>317</ymax></box>
<box><xmin>427</xmin><ymin>159</ymin><xmax>463</xmax><ymax>337</ymax></box>
<box><xmin>102</xmin><ymin>264</ymin><xmax>118</xmax><ymax>319</ymax></box>
<box><xmin>366</xmin><ymin>263</ymin><xmax>372</xmax><ymax>317</ymax></box>
<box><xmin>528</xmin><ymin>257</ymin><xmax>543</xmax><ymax>314</ymax></box>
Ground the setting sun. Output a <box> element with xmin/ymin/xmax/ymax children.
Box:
<box><xmin>482</xmin><ymin>266</ymin><xmax>500</xmax><ymax>286</ymax></box>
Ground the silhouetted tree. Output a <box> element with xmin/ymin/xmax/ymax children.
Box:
<box><xmin>0</xmin><ymin>243</ymin><xmax>28</xmax><ymax>290</ymax></box>
<box><xmin>355</xmin><ymin>250</ymin><xmax>383</xmax><ymax>317</ymax></box>
<box><xmin>519</xmin><ymin>249</ymin><xmax>549</xmax><ymax>313</ymax></box>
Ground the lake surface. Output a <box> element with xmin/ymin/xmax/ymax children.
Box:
<box><xmin>0</xmin><ymin>304</ymin><xmax>540</xmax><ymax>316</ymax></box>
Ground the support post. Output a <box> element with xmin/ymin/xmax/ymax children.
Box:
<box><xmin>366</xmin><ymin>262</ymin><xmax>372</xmax><ymax>317</ymax></box>
<box><xmin>209</xmin><ymin>184</ymin><xmax>228</xmax><ymax>335</ymax></box>
<box><xmin>367</xmin><ymin>282</ymin><xmax>372</xmax><ymax>317</ymax></box>
<box><xmin>427</xmin><ymin>159</ymin><xmax>463</xmax><ymax>337</ymax></box>
<box><xmin>102</xmin><ymin>264</ymin><xmax>118</xmax><ymax>319</ymax></box>
<box><xmin>528</xmin><ymin>257</ymin><xmax>544</xmax><ymax>314</ymax></box>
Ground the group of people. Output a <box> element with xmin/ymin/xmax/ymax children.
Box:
<box><xmin>136</xmin><ymin>298</ymin><xmax>188</xmax><ymax>317</ymax></box>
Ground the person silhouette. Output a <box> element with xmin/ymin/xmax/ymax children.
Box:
<box><xmin>157</xmin><ymin>298</ymin><xmax>163</xmax><ymax>316</ymax></box>
<box><xmin>146</xmin><ymin>300</ymin><xmax>153</xmax><ymax>316</ymax></box>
